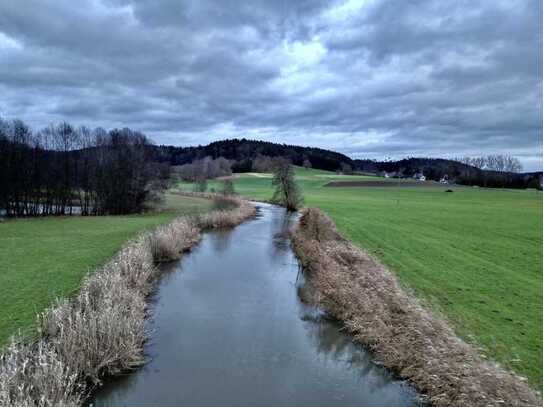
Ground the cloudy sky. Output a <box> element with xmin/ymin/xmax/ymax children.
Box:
<box><xmin>1</xmin><ymin>0</ymin><xmax>542</xmax><ymax>170</ymax></box>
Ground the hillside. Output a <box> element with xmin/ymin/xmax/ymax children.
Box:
<box><xmin>149</xmin><ymin>138</ymin><xmax>354</xmax><ymax>172</ymax></box>
<box><xmin>150</xmin><ymin>139</ymin><xmax>541</xmax><ymax>189</ymax></box>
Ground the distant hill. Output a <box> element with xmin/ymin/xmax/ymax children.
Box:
<box><xmin>149</xmin><ymin>138</ymin><xmax>354</xmax><ymax>172</ymax></box>
<box><xmin>150</xmin><ymin>139</ymin><xmax>541</xmax><ymax>190</ymax></box>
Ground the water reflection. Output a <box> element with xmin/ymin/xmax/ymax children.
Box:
<box><xmin>299</xmin><ymin>305</ymin><xmax>408</xmax><ymax>397</ymax></box>
<box><xmin>270</xmin><ymin>209</ymin><xmax>298</xmax><ymax>259</ymax></box>
<box><xmin>209</xmin><ymin>228</ymin><xmax>232</xmax><ymax>253</ymax></box>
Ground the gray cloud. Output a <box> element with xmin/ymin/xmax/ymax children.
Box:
<box><xmin>1</xmin><ymin>0</ymin><xmax>542</xmax><ymax>170</ymax></box>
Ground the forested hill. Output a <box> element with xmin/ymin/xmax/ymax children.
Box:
<box><xmin>150</xmin><ymin>139</ymin><xmax>541</xmax><ymax>189</ymax></box>
<box><xmin>149</xmin><ymin>139</ymin><xmax>354</xmax><ymax>172</ymax></box>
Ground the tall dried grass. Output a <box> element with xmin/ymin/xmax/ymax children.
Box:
<box><xmin>0</xmin><ymin>193</ymin><xmax>255</xmax><ymax>406</ymax></box>
<box><xmin>292</xmin><ymin>208</ymin><xmax>542</xmax><ymax>407</ymax></box>
<box><xmin>0</xmin><ymin>339</ymin><xmax>82</xmax><ymax>407</ymax></box>
<box><xmin>150</xmin><ymin>218</ymin><xmax>201</xmax><ymax>263</ymax></box>
<box><xmin>196</xmin><ymin>196</ymin><xmax>256</xmax><ymax>229</ymax></box>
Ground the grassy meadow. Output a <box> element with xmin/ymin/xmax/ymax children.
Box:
<box><xmin>0</xmin><ymin>193</ymin><xmax>214</xmax><ymax>346</ymax></box>
<box><xmin>195</xmin><ymin>167</ymin><xmax>543</xmax><ymax>391</ymax></box>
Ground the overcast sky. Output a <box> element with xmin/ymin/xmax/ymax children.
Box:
<box><xmin>1</xmin><ymin>0</ymin><xmax>542</xmax><ymax>170</ymax></box>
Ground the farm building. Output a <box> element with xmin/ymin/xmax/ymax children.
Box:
<box><xmin>414</xmin><ymin>172</ymin><xmax>426</xmax><ymax>181</ymax></box>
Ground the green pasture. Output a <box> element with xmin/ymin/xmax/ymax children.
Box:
<box><xmin>0</xmin><ymin>193</ymin><xmax>213</xmax><ymax>346</ymax></box>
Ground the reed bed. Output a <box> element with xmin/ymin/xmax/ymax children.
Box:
<box><xmin>0</xmin><ymin>194</ymin><xmax>255</xmax><ymax>406</ymax></box>
<box><xmin>292</xmin><ymin>208</ymin><xmax>542</xmax><ymax>407</ymax></box>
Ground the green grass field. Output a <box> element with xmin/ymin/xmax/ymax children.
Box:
<box><xmin>197</xmin><ymin>168</ymin><xmax>543</xmax><ymax>391</ymax></box>
<box><xmin>0</xmin><ymin>193</ymin><xmax>213</xmax><ymax>346</ymax></box>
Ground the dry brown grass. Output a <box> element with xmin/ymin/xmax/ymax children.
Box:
<box><xmin>0</xmin><ymin>193</ymin><xmax>255</xmax><ymax>406</ymax></box>
<box><xmin>292</xmin><ymin>208</ymin><xmax>542</xmax><ymax>407</ymax></box>
<box><xmin>196</xmin><ymin>196</ymin><xmax>256</xmax><ymax>229</ymax></box>
<box><xmin>150</xmin><ymin>218</ymin><xmax>201</xmax><ymax>263</ymax></box>
<box><xmin>0</xmin><ymin>339</ymin><xmax>82</xmax><ymax>406</ymax></box>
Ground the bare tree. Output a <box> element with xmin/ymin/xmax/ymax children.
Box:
<box><xmin>271</xmin><ymin>158</ymin><xmax>303</xmax><ymax>211</ymax></box>
<box><xmin>504</xmin><ymin>156</ymin><xmax>523</xmax><ymax>173</ymax></box>
<box><xmin>457</xmin><ymin>154</ymin><xmax>523</xmax><ymax>188</ymax></box>
<box><xmin>178</xmin><ymin>156</ymin><xmax>232</xmax><ymax>181</ymax></box>
<box><xmin>468</xmin><ymin>154</ymin><xmax>522</xmax><ymax>173</ymax></box>
<box><xmin>252</xmin><ymin>154</ymin><xmax>273</xmax><ymax>172</ymax></box>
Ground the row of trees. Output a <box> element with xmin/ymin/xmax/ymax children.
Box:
<box><xmin>457</xmin><ymin>155</ymin><xmax>523</xmax><ymax>173</ymax></box>
<box><xmin>455</xmin><ymin>155</ymin><xmax>528</xmax><ymax>188</ymax></box>
<box><xmin>252</xmin><ymin>154</ymin><xmax>313</xmax><ymax>173</ymax></box>
<box><xmin>176</xmin><ymin>156</ymin><xmax>232</xmax><ymax>181</ymax></box>
<box><xmin>0</xmin><ymin>118</ymin><xmax>167</xmax><ymax>217</ymax></box>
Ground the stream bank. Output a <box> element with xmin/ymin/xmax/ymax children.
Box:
<box><xmin>292</xmin><ymin>207</ymin><xmax>542</xmax><ymax>407</ymax></box>
<box><xmin>91</xmin><ymin>203</ymin><xmax>420</xmax><ymax>406</ymax></box>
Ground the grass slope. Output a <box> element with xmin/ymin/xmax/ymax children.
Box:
<box><xmin>201</xmin><ymin>168</ymin><xmax>543</xmax><ymax>391</ymax></box>
<box><xmin>0</xmin><ymin>193</ymin><xmax>213</xmax><ymax>346</ymax></box>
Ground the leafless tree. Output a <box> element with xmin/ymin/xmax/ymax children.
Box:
<box><xmin>178</xmin><ymin>156</ymin><xmax>232</xmax><ymax>181</ymax></box>
<box><xmin>0</xmin><ymin>118</ymin><xmax>162</xmax><ymax>217</ymax></box>
<box><xmin>271</xmin><ymin>158</ymin><xmax>303</xmax><ymax>211</ymax></box>
<box><xmin>252</xmin><ymin>154</ymin><xmax>274</xmax><ymax>172</ymax></box>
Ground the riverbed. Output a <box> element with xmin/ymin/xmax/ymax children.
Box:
<box><xmin>91</xmin><ymin>203</ymin><xmax>420</xmax><ymax>406</ymax></box>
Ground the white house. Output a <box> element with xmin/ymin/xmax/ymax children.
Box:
<box><xmin>414</xmin><ymin>172</ymin><xmax>426</xmax><ymax>181</ymax></box>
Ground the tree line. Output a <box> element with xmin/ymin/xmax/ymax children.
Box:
<box><xmin>156</xmin><ymin>139</ymin><xmax>539</xmax><ymax>190</ymax></box>
<box><xmin>0</xmin><ymin>118</ymin><xmax>168</xmax><ymax>217</ymax></box>
<box><xmin>176</xmin><ymin>156</ymin><xmax>232</xmax><ymax>182</ymax></box>
<box><xmin>356</xmin><ymin>156</ymin><xmax>540</xmax><ymax>189</ymax></box>
<box><xmin>457</xmin><ymin>155</ymin><xmax>523</xmax><ymax>173</ymax></box>
<box><xmin>148</xmin><ymin>138</ymin><xmax>353</xmax><ymax>172</ymax></box>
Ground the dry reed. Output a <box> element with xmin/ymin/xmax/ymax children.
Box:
<box><xmin>0</xmin><ymin>339</ymin><xmax>81</xmax><ymax>406</ymax></box>
<box><xmin>0</xmin><ymin>193</ymin><xmax>255</xmax><ymax>406</ymax></box>
<box><xmin>292</xmin><ymin>208</ymin><xmax>542</xmax><ymax>407</ymax></box>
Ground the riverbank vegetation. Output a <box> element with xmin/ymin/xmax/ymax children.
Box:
<box><xmin>187</xmin><ymin>167</ymin><xmax>543</xmax><ymax>393</ymax></box>
<box><xmin>0</xmin><ymin>194</ymin><xmax>255</xmax><ymax>406</ymax></box>
<box><xmin>293</xmin><ymin>208</ymin><xmax>541</xmax><ymax>406</ymax></box>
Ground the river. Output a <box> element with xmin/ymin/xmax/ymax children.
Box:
<box><xmin>91</xmin><ymin>203</ymin><xmax>420</xmax><ymax>406</ymax></box>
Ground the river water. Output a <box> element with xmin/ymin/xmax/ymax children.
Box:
<box><xmin>91</xmin><ymin>203</ymin><xmax>420</xmax><ymax>406</ymax></box>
